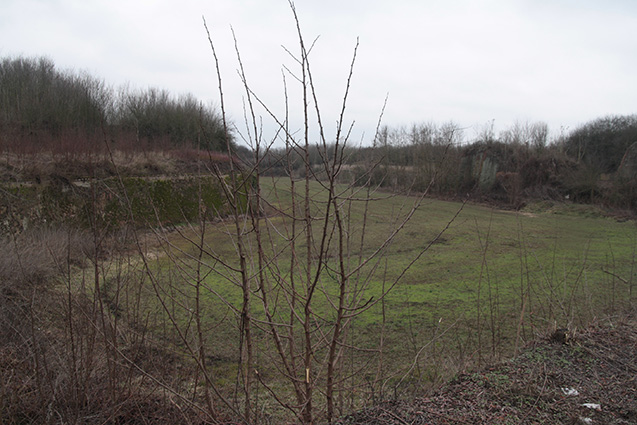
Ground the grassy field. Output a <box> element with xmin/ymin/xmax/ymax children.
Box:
<box><xmin>125</xmin><ymin>177</ymin><xmax>636</xmax><ymax>415</ymax></box>
<box><xmin>4</xmin><ymin>173</ymin><xmax>634</xmax><ymax>423</ymax></box>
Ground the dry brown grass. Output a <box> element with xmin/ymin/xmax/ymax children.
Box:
<box><xmin>336</xmin><ymin>311</ymin><xmax>637</xmax><ymax>424</ymax></box>
<box><xmin>0</xmin><ymin>227</ymin><xmax>222</xmax><ymax>424</ymax></box>
<box><xmin>0</xmin><ymin>227</ymin><xmax>90</xmax><ymax>338</ymax></box>
<box><xmin>0</xmin><ymin>143</ymin><xmax>233</xmax><ymax>184</ymax></box>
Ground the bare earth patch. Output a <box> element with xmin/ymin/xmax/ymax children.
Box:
<box><xmin>337</xmin><ymin>314</ymin><xmax>636</xmax><ymax>424</ymax></box>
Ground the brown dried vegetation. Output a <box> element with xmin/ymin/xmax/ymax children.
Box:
<box><xmin>336</xmin><ymin>313</ymin><xmax>637</xmax><ymax>425</ymax></box>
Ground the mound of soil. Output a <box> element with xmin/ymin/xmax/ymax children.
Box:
<box><xmin>337</xmin><ymin>315</ymin><xmax>636</xmax><ymax>424</ymax></box>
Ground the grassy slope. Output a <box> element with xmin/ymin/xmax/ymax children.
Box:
<box><xmin>147</xmin><ymin>178</ymin><xmax>635</xmax><ymax>398</ymax></box>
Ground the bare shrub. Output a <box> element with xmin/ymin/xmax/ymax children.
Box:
<box><xmin>0</xmin><ymin>227</ymin><xmax>91</xmax><ymax>339</ymax></box>
<box><xmin>0</xmin><ymin>224</ymin><xmax>219</xmax><ymax>423</ymax></box>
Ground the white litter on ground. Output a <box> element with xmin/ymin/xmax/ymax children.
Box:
<box><xmin>561</xmin><ymin>388</ymin><xmax>580</xmax><ymax>396</ymax></box>
<box><xmin>581</xmin><ymin>403</ymin><xmax>601</xmax><ymax>411</ymax></box>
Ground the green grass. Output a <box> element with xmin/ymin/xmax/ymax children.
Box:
<box><xmin>117</xmin><ymin>177</ymin><xmax>636</xmax><ymax>413</ymax></box>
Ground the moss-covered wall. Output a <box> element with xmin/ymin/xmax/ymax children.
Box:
<box><xmin>0</xmin><ymin>176</ymin><xmax>242</xmax><ymax>234</ymax></box>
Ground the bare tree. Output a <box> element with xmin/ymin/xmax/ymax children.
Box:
<box><xmin>193</xmin><ymin>4</ymin><xmax>462</xmax><ymax>423</ymax></box>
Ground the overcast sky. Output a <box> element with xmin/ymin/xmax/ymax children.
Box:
<box><xmin>2</xmin><ymin>0</ymin><xmax>636</xmax><ymax>146</ymax></box>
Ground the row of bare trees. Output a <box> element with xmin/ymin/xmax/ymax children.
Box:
<box><xmin>0</xmin><ymin>56</ymin><xmax>231</xmax><ymax>153</ymax></box>
<box><xmin>258</xmin><ymin>112</ymin><xmax>637</xmax><ymax>210</ymax></box>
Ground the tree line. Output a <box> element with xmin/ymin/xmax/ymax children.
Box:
<box><xmin>1</xmin><ymin>55</ymin><xmax>635</xmax><ymax>210</ymax></box>
<box><xmin>262</xmin><ymin>116</ymin><xmax>637</xmax><ymax>210</ymax></box>
<box><xmin>0</xmin><ymin>55</ymin><xmax>232</xmax><ymax>152</ymax></box>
